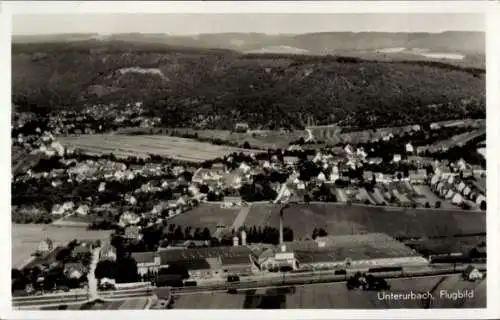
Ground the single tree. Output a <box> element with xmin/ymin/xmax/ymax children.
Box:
<box><xmin>480</xmin><ymin>200</ymin><xmax>486</xmax><ymax>211</ymax></box>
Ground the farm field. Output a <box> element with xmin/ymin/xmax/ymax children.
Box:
<box><xmin>172</xmin><ymin>274</ymin><xmax>485</xmax><ymax>309</ymax></box>
<box><xmin>163</xmin><ymin>129</ymin><xmax>306</xmax><ymax>150</ymax></box>
<box><xmin>243</xmin><ymin>203</ymin><xmax>485</xmax><ymax>240</ymax></box>
<box><xmin>167</xmin><ymin>203</ymin><xmax>241</xmax><ymax>233</ymax></box>
<box><xmin>12</xmin><ymin>224</ymin><xmax>112</xmax><ymax>268</ymax></box>
<box><xmin>58</xmin><ymin>134</ymin><xmax>264</xmax><ymax>162</ymax></box>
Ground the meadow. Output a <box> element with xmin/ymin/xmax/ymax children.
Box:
<box><xmin>58</xmin><ymin>134</ymin><xmax>263</xmax><ymax>162</ymax></box>
<box><xmin>171</xmin><ymin>129</ymin><xmax>306</xmax><ymax>150</ymax></box>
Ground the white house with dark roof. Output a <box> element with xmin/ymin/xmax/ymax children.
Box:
<box><xmin>451</xmin><ymin>193</ymin><xmax>464</xmax><ymax>205</ymax></box>
<box><xmin>463</xmin><ymin>186</ymin><xmax>472</xmax><ymax>197</ymax></box>
<box><xmin>131</xmin><ymin>252</ymin><xmax>161</xmax><ymax>276</ymax></box>
<box><xmin>457</xmin><ymin>181</ymin><xmax>466</xmax><ymax>193</ymax></box>
<box><xmin>463</xmin><ymin>265</ymin><xmax>483</xmax><ymax>281</ymax></box>
<box><xmin>76</xmin><ymin>204</ymin><xmax>90</xmax><ymax>216</ymax></box>
<box><xmin>445</xmin><ymin>189</ymin><xmax>455</xmax><ymax>200</ymax></box>
<box><xmin>475</xmin><ymin>194</ymin><xmax>486</xmax><ymax>206</ymax></box>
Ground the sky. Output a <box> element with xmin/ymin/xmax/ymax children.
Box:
<box><xmin>12</xmin><ymin>13</ymin><xmax>485</xmax><ymax>36</ymax></box>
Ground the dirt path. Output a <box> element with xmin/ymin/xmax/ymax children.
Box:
<box><xmin>231</xmin><ymin>206</ymin><xmax>251</xmax><ymax>230</ymax></box>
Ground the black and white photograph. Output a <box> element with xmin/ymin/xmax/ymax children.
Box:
<box><xmin>2</xmin><ymin>1</ymin><xmax>497</xmax><ymax>318</ymax></box>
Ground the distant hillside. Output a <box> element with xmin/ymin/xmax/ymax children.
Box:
<box><xmin>12</xmin><ymin>31</ymin><xmax>485</xmax><ymax>55</ymax></box>
<box><xmin>12</xmin><ymin>31</ymin><xmax>485</xmax><ymax>70</ymax></box>
<box><xmin>245</xmin><ymin>45</ymin><xmax>310</xmax><ymax>55</ymax></box>
<box><xmin>12</xmin><ymin>40</ymin><xmax>485</xmax><ymax>130</ymax></box>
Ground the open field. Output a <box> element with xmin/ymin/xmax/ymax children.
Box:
<box><xmin>116</xmin><ymin>127</ymin><xmax>306</xmax><ymax>150</ymax></box>
<box><xmin>243</xmin><ymin>203</ymin><xmax>485</xmax><ymax>240</ymax></box>
<box><xmin>172</xmin><ymin>274</ymin><xmax>485</xmax><ymax>309</ymax></box>
<box><xmin>58</xmin><ymin>134</ymin><xmax>264</xmax><ymax>162</ymax></box>
<box><xmin>12</xmin><ymin>224</ymin><xmax>112</xmax><ymax>269</ymax></box>
<box><xmin>175</xmin><ymin>129</ymin><xmax>306</xmax><ymax>150</ymax></box>
<box><xmin>167</xmin><ymin>203</ymin><xmax>241</xmax><ymax>233</ymax></box>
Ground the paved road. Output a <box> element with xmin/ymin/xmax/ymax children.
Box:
<box><xmin>87</xmin><ymin>247</ymin><xmax>101</xmax><ymax>300</ymax></box>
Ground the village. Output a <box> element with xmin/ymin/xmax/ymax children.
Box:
<box><xmin>11</xmin><ymin>105</ymin><xmax>487</xmax><ymax>302</ymax></box>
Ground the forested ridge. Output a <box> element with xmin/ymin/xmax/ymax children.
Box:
<box><xmin>12</xmin><ymin>40</ymin><xmax>485</xmax><ymax>130</ymax></box>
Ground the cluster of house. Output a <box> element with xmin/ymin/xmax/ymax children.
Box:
<box><xmin>13</xmin><ymin>129</ymin><xmax>68</xmax><ymax>158</ymax></box>
<box><xmin>14</xmin><ymin>147</ymin><xmax>208</xmax><ymax>220</ymax></box>
<box><xmin>21</xmin><ymin>238</ymin><xmax>98</xmax><ymax>292</ymax></box>
<box><xmin>429</xmin><ymin>159</ymin><xmax>486</xmax><ymax>209</ymax></box>
<box><xmin>45</xmin><ymin>102</ymin><xmax>160</xmax><ymax>135</ymax></box>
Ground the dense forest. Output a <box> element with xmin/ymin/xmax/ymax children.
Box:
<box><xmin>12</xmin><ymin>41</ymin><xmax>485</xmax><ymax>131</ymax></box>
